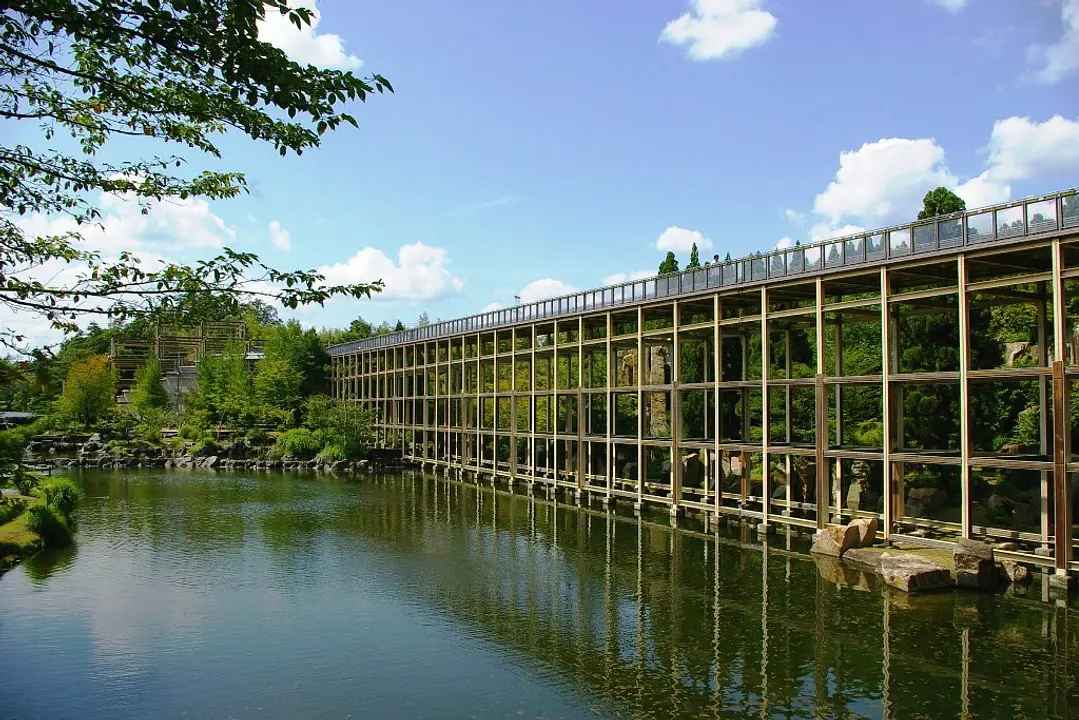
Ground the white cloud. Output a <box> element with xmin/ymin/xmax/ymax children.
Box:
<box><xmin>7</xmin><ymin>190</ymin><xmax>238</xmax><ymax>348</ymax></box>
<box><xmin>660</xmin><ymin>0</ymin><xmax>777</xmax><ymax>61</ymax></box>
<box><xmin>317</xmin><ymin>242</ymin><xmax>464</xmax><ymax>301</ymax></box>
<box><xmin>480</xmin><ymin>302</ymin><xmax>504</xmax><ymax>313</ymax></box>
<box><xmin>983</xmin><ymin>114</ymin><xmax>1079</xmax><ymax>182</ymax></box>
<box><xmin>776</xmin><ymin>237</ymin><xmax>793</xmax><ymax>250</ymax></box>
<box><xmin>1030</xmin><ymin>0</ymin><xmax>1079</xmax><ymax>84</ymax></box>
<box><xmin>656</xmin><ymin>226</ymin><xmax>713</xmax><ymax>252</ymax></box>
<box><xmin>518</xmin><ymin>279</ymin><xmax>577</xmax><ymax>304</ymax></box>
<box><xmin>268</xmin><ymin>220</ymin><xmax>291</xmax><ymax>251</ymax></box>
<box><xmin>812</xmin><ymin>137</ymin><xmax>956</xmax><ymax>226</ymax></box>
<box><xmin>603</xmin><ymin>270</ymin><xmax>654</xmax><ymax>285</ymax></box>
<box><xmin>927</xmin><ymin>0</ymin><xmax>968</xmax><ymax>12</ymax></box>
<box><xmin>257</xmin><ymin>0</ymin><xmax>361</xmax><ymax>70</ymax></box>
<box><xmin>798</xmin><ymin>113</ymin><xmax>1079</xmax><ymax>244</ymax></box>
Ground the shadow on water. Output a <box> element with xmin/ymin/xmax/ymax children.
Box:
<box><xmin>22</xmin><ymin>543</ymin><xmax>78</xmax><ymax>585</ymax></box>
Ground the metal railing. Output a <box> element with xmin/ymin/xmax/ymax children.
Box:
<box><xmin>328</xmin><ymin>188</ymin><xmax>1079</xmax><ymax>355</ymax></box>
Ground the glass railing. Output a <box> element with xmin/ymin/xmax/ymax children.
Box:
<box><xmin>329</xmin><ymin>188</ymin><xmax>1079</xmax><ymax>355</ymax></box>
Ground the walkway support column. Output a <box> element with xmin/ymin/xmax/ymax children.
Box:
<box><xmin>1051</xmin><ymin>239</ymin><xmax>1073</xmax><ymax>571</ymax></box>
<box><xmin>815</xmin><ymin>277</ymin><xmax>827</xmax><ymax>529</ymax></box>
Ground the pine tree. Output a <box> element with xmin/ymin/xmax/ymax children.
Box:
<box><xmin>687</xmin><ymin>243</ymin><xmax>701</xmax><ymax>269</ymax></box>
<box><xmin>658</xmin><ymin>251</ymin><xmax>680</xmax><ymax>275</ymax></box>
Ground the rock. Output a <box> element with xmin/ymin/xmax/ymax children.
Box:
<box><xmin>810</xmin><ymin>523</ymin><xmax>860</xmax><ymax>557</ymax></box>
<box><xmin>1000</xmin><ymin>559</ymin><xmax>1032</xmax><ymax>585</ymax></box>
<box><xmin>849</xmin><ymin>517</ymin><xmax>878</xmax><ymax>547</ymax></box>
<box><xmin>843</xmin><ymin>548</ymin><xmax>883</xmax><ymax>573</ymax></box>
<box><xmin>879</xmin><ymin>553</ymin><xmax>953</xmax><ymax>593</ymax></box>
<box><xmin>908</xmin><ymin>487</ymin><xmax>946</xmax><ymax>512</ymax></box>
<box><xmin>954</xmin><ymin>540</ymin><xmax>999</xmax><ymax>590</ymax></box>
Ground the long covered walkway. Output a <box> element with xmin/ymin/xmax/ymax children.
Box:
<box><xmin>330</xmin><ymin>189</ymin><xmax>1079</xmax><ymax>575</ymax></box>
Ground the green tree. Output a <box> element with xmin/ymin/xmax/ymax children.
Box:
<box><xmin>687</xmin><ymin>243</ymin><xmax>701</xmax><ymax>269</ymax></box>
<box><xmin>129</xmin><ymin>357</ymin><xmax>168</xmax><ymax>416</ymax></box>
<box><xmin>191</xmin><ymin>343</ymin><xmax>252</xmax><ymax>428</ymax></box>
<box><xmin>658</xmin><ymin>251</ymin><xmax>680</xmax><ymax>275</ymax></box>
<box><xmin>57</xmin><ymin>355</ymin><xmax>116</xmax><ymax>425</ymax></box>
<box><xmin>253</xmin><ymin>357</ymin><xmax>303</xmax><ymax>425</ymax></box>
<box><xmin>918</xmin><ymin>187</ymin><xmax>967</xmax><ymax>220</ymax></box>
<box><xmin>1</xmin><ymin>1</ymin><xmax>391</xmax><ymax>353</ymax></box>
<box><xmin>394</xmin><ymin>320</ymin><xmax>406</xmax><ymax>332</ymax></box>
<box><xmin>262</xmin><ymin>320</ymin><xmax>329</xmax><ymax>398</ymax></box>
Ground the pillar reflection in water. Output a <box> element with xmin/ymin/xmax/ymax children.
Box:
<box><xmin>369</xmin><ymin>472</ymin><xmax>1077</xmax><ymax>719</ymax></box>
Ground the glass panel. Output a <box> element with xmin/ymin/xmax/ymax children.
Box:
<box><xmin>695</xmin><ymin>268</ymin><xmax>707</xmax><ymax>288</ymax></box>
<box><xmin>1026</xmin><ymin>199</ymin><xmax>1057</xmax><ymax>233</ymax></box>
<box><xmin>996</xmin><ymin>206</ymin><xmax>1024</xmax><ymax>237</ymax></box>
<box><xmin>1064</xmin><ymin>194</ymin><xmax>1079</xmax><ymax>228</ymax></box>
<box><xmin>966</xmin><ymin>211</ymin><xmax>993</xmax><ymax>243</ymax></box>
<box><xmin>843</xmin><ymin>237</ymin><xmax>862</xmax><ymax>265</ymax></box>
<box><xmin>938</xmin><ymin>218</ymin><xmax>962</xmax><ymax>247</ymax></box>
<box><xmin>865</xmin><ymin>234</ymin><xmax>885</xmax><ymax>261</ymax></box>
<box><xmin>912</xmin><ymin>223</ymin><xmax>935</xmax><ymax>252</ymax></box>
<box><xmin>825</xmin><ymin>242</ymin><xmax>843</xmax><ymax>267</ymax></box>
<box><xmin>770</xmin><ymin>252</ymin><xmax>786</xmax><ymax>276</ymax></box>
<box><xmin>722</xmin><ymin>263</ymin><xmax>737</xmax><ymax>286</ymax></box>
<box><xmin>889</xmin><ymin>228</ymin><xmax>911</xmax><ymax>256</ymax></box>
<box><xmin>787</xmin><ymin>248</ymin><xmax>804</xmax><ymax>273</ymax></box>
<box><xmin>804</xmin><ymin>245</ymin><xmax>822</xmax><ymax>271</ymax></box>
<box><xmin>751</xmin><ymin>256</ymin><xmax>766</xmax><ymax>279</ymax></box>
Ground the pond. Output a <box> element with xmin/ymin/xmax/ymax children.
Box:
<box><xmin>0</xmin><ymin>470</ymin><xmax>1076</xmax><ymax>719</ymax></box>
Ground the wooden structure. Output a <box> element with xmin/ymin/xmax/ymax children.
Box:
<box><xmin>329</xmin><ymin>188</ymin><xmax>1079</xmax><ymax>578</ymax></box>
<box><xmin>110</xmin><ymin>321</ymin><xmax>265</xmax><ymax>390</ymax></box>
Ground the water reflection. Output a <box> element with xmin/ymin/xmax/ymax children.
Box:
<box><xmin>0</xmin><ymin>469</ymin><xmax>1075</xmax><ymax>719</ymax></box>
<box><xmin>340</xmin><ymin>473</ymin><xmax>1077</xmax><ymax>719</ymax></box>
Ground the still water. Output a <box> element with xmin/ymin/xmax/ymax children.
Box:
<box><xmin>0</xmin><ymin>470</ymin><xmax>1076</xmax><ymax>719</ymax></box>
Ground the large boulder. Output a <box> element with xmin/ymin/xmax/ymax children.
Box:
<box><xmin>849</xmin><ymin>517</ymin><xmax>878</xmax><ymax>547</ymax></box>
<box><xmin>879</xmin><ymin>552</ymin><xmax>954</xmax><ymax>593</ymax></box>
<box><xmin>843</xmin><ymin>548</ymin><xmax>883</xmax><ymax>573</ymax></box>
<box><xmin>954</xmin><ymin>539</ymin><xmax>999</xmax><ymax>590</ymax></box>
<box><xmin>810</xmin><ymin>524</ymin><xmax>860</xmax><ymax>557</ymax></box>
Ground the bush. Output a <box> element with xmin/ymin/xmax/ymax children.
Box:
<box><xmin>315</xmin><ymin>443</ymin><xmax>346</xmax><ymax>463</ymax></box>
<box><xmin>23</xmin><ymin>502</ymin><xmax>71</xmax><ymax>547</ymax></box>
<box><xmin>245</xmin><ymin>427</ymin><xmax>270</xmax><ymax>446</ymax></box>
<box><xmin>271</xmin><ymin>427</ymin><xmax>323</xmax><ymax>460</ymax></box>
<box><xmin>178</xmin><ymin>424</ymin><xmax>203</xmax><ymax>441</ymax></box>
<box><xmin>41</xmin><ymin>478</ymin><xmax>80</xmax><ymax>519</ymax></box>
<box><xmin>0</xmin><ymin>500</ymin><xmax>23</xmax><ymax>525</ymax></box>
<box><xmin>190</xmin><ymin>437</ymin><xmax>220</xmax><ymax>457</ymax></box>
<box><xmin>10</xmin><ymin>468</ymin><xmax>47</xmax><ymax>496</ymax></box>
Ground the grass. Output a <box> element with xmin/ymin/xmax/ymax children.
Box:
<box><xmin>0</xmin><ymin>513</ymin><xmax>43</xmax><ymax>572</ymax></box>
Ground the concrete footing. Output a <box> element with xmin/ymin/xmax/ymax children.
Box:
<box><xmin>756</xmin><ymin>522</ymin><xmax>774</xmax><ymax>535</ymax></box>
<box><xmin>1049</xmin><ymin>571</ymin><xmax>1077</xmax><ymax>594</ymax></box>
<box><xmin>633</xmin><ymin>501</ymin><xmax>645</xmax><ymax>514</ymax></box>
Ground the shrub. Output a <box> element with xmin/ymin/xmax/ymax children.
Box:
<box><xmin>178</xmin><ymin>424</ymin><xmax>203</xmax><ymax>441</ymax></box>
<box><xmin>271</xmin><ymin>427</ymin><xmax>323</xmax><ymax>459</ymax></box>
<box><xmin>315</xmin><ymin>443</ymin><xmax>346</xmax><ymax>463</ymax></box>
<box><xmin>245</xmin><ymin>427</ymin><xmax>270</xmax><ymax>446</ymax></box>
<box><xmin>190</xmin><ymin>437</ymin><xmax>220</xmax><ymax>457</ymax></box>
<box><xmin>41</xmin><ymin>478</ymin><xmax>80</xmax><ymax>520</ymax></box>
<box><xmin>0</xmin><ymin>500</ymin><xmax>23</xmax><ymax>525</ymax></box>
<box><xmin>11</xmin><ymin>468</ymin><xmax>45</xmax><ymax>496</ymax></box>
<box><xmin>23</xmin><ymin>502</ymin><xmax>71</xmax><ymax>547</ymax></box>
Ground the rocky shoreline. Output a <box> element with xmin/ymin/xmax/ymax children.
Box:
<box><xmin>23</xmin><ymin>433</ymin><xmax>387</xmax><ymax>475</ymax></box>
<box><xmin>810</xmin><ymin>517</ymin><xmax>1050</xmax><ymax>595</ymax></box>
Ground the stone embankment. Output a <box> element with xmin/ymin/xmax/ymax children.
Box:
<box><xmin>811</xmin><ymin>518</ymin><xmax>1034</xmax><ymax>594</ymax></box>
<box><xmin>24</xmin><ymin>434</ymin><xmax>381</xmax><ymax>475</ymax></box>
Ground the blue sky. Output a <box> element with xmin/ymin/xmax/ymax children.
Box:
<box><xmin>11</xmin><ymin>0</ymin><xmax>1079</xmax><ymax>339</ymax></box>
